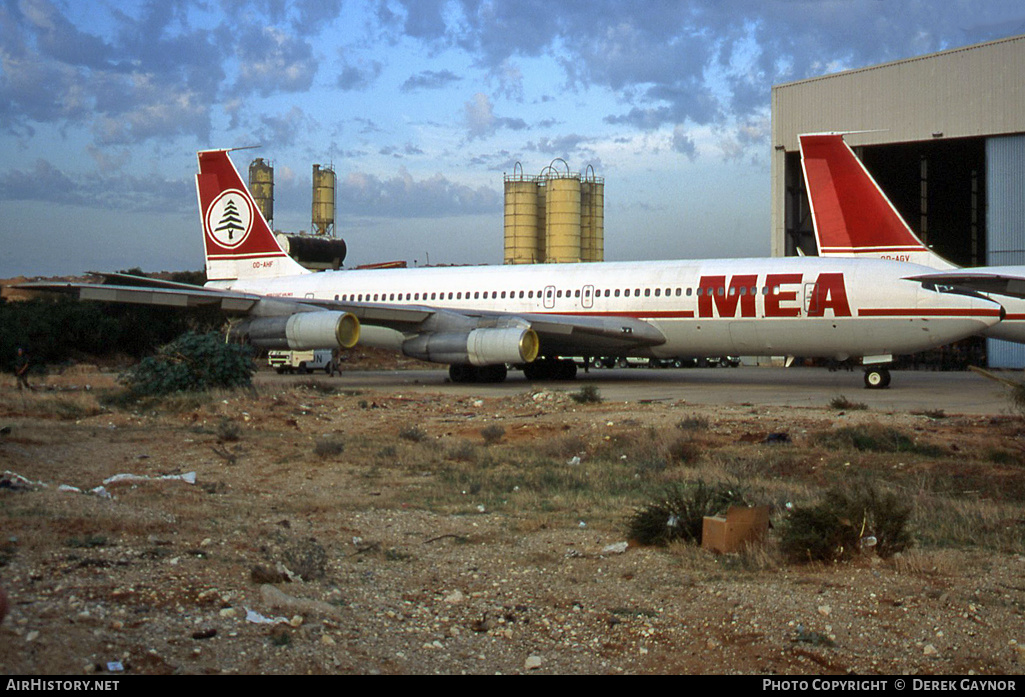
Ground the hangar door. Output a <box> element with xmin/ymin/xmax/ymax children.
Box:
<box><xmin>987</xmin><ymin>135</ymin><xmax>1025</xmax><ymax>369</ymax></box>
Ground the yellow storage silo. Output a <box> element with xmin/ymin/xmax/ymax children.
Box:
<box><xmin>545</xmin><ymin>173</ymin><xmax>582</xmax><ymax>263</ymax></box>
<box><xmin>312</xmin><ymin>164</ymin><xmax>336</xmax><ymax>236</ymax></box>
<box><xmin>535</xmin><ymin>179</ymin><xmax>546</xmax><ymax>262</ymax></box>
<box><xmin>504</xmin><ymin>165</ymin><xmax>543</xmax><ymax>264</ymax></box>
<box><xmin>581</xmin><ymin>167</ymin><xmax>605</xmax><ymax>262</ymax></box>
<box><xmin>248</xmin><ymin>158</ymin><xmax>274</xmax><ymax>225</ymax></box>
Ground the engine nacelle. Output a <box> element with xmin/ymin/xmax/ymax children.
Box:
<box><xmin>246</xmin><ymin>311</ymin><xmax>360</xmax><ymax>350</ymax></box>
<box><xmin>402</xmin><ymin>327</ymin><xmax>539</xmax><ymax>366</ymax></box>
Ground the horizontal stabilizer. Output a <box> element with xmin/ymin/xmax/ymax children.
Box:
<box><xmin>907</xmin><ymin>269</ymin><xmax>1025</xmax><ymax>299</ymax></box>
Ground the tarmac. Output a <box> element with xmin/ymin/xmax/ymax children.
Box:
<box><xmin>257</xmin><ymin>365</ymin><xmax>1020</xmax><ymax>416</ymax></box>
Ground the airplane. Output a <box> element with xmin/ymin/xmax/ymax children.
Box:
<box><xmin>799</xmin><ymin>132</ymin><xmax>1025</xmax><ymax>344</ymax></box>
<box><xmin>16</xmin><ymin>147</ymin><xmax>1005</xmax><ymax>389</ymax></box>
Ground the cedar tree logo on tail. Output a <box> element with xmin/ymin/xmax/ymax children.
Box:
<box><xmin>205</xmin><ymin>189</ymin><xmax>254</xmax><ymax>249</ymax></box>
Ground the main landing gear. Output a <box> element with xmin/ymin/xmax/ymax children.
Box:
<box><xmin>522</xmin><ymin>358</ymin><xmax>578</xmax><ymax>381</ymax></box>
<box><xmin>863</xmin><ymin>366</ymin><xmax>891</xmax><ymax>389</ymax></box>
<box><xmin>449</xmin><ymin>363</ymin><xmax>508</xmax><ymax>384</ymax></box>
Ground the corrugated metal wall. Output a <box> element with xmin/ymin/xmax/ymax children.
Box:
<box><xmin>987</xmin><ymin>135</ymin><xmax>1025</xmax><ymax>368</ymax></box>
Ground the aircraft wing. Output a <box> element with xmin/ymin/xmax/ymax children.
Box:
<box><xmin>13</xmin><ymin>280</ymin><xmax>263</xmax><ymax>312</ymax></box>
<box><xmin>907</xmin><ymin>268</ymin><xmax>1025</xmax><ymax>299</ymax></box>
<box><xmin>13</xmin><ymin>280</ymin><xmax>666</xmax><ymax>355</ymax></box>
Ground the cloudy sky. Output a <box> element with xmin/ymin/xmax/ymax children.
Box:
<box><xmin>2</xmin><ymin>0</ymin><xmax>1024</xmax><ymax>277</ymax></box>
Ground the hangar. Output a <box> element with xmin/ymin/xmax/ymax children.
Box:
<box><xmin>771</xmin><ymin>34</ymin><xmax>1025</xmax><ymax>367</ymax></box>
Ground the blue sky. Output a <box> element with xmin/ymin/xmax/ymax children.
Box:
<box><xmin>2</xmin><ymin>0</ymin><xmax>1024</xmax><ymax>277</ymax></box>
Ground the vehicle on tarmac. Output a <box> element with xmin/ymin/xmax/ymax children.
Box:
<box><xmin>268</xmin><ymin>349</ymin><xmax>336</xmax><ymax>375</ymax></box>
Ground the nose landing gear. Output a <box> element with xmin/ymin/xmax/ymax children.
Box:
<box><xmin>864</xmin><ymin>366</ymin><xmax>891</xmax><ymax>389</ymax></box>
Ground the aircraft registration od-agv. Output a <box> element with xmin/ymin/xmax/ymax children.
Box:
<box><xmin>17</xmin><ymin>147</ymin><xmax>1004</xmax><ymax>389</ymax></box>
<box><xmin>799</xmin><ymin>132</ymin><xmax>1025</xmax><ymax>347</ymax></box>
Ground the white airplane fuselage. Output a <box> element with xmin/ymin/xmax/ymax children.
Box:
<box><xmin>213</xmin><ymin>256</ymin><xmax>1001</xmax><ymax>361</ymax></box>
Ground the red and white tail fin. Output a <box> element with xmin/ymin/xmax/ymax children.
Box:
<box><xmin>196</xmin><ymin>149</ymin><xmax>309</xmax><ymax>281</ymax></box>
<box><xmin>799</xmin><ymin>133</ymin><xmax>955</xmax><ymax>271</ymax></box>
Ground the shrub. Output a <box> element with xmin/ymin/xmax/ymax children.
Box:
<box><xmin>829</xmin><ymin>395</ymin><xmax>867</xmax><ymax>411</ymax></box>
<box><xmin>780</xmin><ymin>482</ymin><xmax>913</xmax><ymax>563</ymax></box>
<box><xmin>314</xmin><ymin>434</ymin><xmax>346</xmax><ymax>458</ymax></box>
<box><xmin>120</xmin><ymin>332</ymin><xmax>255</xmax><ymax>396</ymax></box>
<box><xmin>665</xmin><ymin>437</ymin><xmax>702</xmax><ymax>466</ymax></box>
<box><xmin>399</xmin><ymin>425</ymin><xmax>428</xmax><ymax>442</ymax></box>
<box><xmin>481</xmin><ymin>424</ymin><xmax>506</xmax><ymax>445</ymax></box>
<box><xmin>216</xmin><ymin>418</ymin><xmax>241</xmax><ymax>442</ymax></box>
<box><xmin>628</xmin><ymin>480</ymin><xmax>749</xmax><ymax>546</ymax></box>
<box><xmin>571</xmin><ymin>385</ymin><xmax>603</xmax><ymax>404</ymax></box>
<box><xmin>814</xmin><ymin>424</ymin><xmax>945</xmax><ymax>456</ymax></box>
<box><xmin>676</xmin><ymin>416</ymin><xmax>710</xmax><ymax>431</ymax></box>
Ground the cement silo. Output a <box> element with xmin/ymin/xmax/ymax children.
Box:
<box><xmin>544</xmin><ymin>159</ymin><xmax>582</xmax><ymax>263</ymax></box>
<box><xmin>312</xmin><ymin>164</ymin><xmax>335</xmax><ymax>237</ymax></box>
<box><xmin>581</xmin><ymin>165</ymin><xmax>605</xmax><ymax>262</ymax></box>
<box><xmin>503</xmin><ymin>163</ymin><xmax>543</xmax><ymax>264</ymax></box>
<box><xmin>248</xmin><ymin>158</ymin><xmax>274</xmax><ymax>225</ymax></box>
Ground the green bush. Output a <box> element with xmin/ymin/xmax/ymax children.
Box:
<box><xmin>628</xmin><ymin>480</ymin><xmax>749</xmax><ymax>546</ymax></box>
<box><xmin>120</xmin><ymin>332</ymin><xmax>255</xmax><ymax>396</ymax></box>
<box><xmin>571</xmin><ymin>385</ymin><xmax>603</xmax><ymax>404</ymax></box>
<box><xmin>780</xmin><ymin>482</ymin><xmax>913</xmax><ymax>563</ymax></box>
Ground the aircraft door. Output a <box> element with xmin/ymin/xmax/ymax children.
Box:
<box><xmin>582</xmin><ymin>285</ymin><xmax>594</xmax><ymax>309</ymax></box>
<box><xmin>543</xmin><ymin>285</ymin><xmax>556</xmax><ymax>309</ymax></box>
<box><xmin>803</xmin><ymin>282</ymin><xmax>816</xmax><ymax>315</ymax></box>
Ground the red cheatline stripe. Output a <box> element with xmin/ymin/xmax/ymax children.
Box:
<box><xmin>858</xmin><ymin>308</ymin><xmax>1002</xmax><ymax>317</ymax></box>
<box><xmin>820</xmin><ymin>246</ymin><xmax>926</xmax><ymax>253</ymax></box>
<box><xmin>546</xmin><ymin>310</ymin><xmax>696</xmax><ymax>319</ymax></box>
<box><xmin>208</xmin><ymin>252</ymin><xmax>288</xmax><ymax>260</ymax></box>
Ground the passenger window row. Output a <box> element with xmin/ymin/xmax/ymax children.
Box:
<box><xmin>330</xmin><ymin>285</ymin><xmax>780</xmax><ymax>303</ymax></box>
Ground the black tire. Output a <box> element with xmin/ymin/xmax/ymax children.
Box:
<box><xmin>864</xmin><ymin>367</ymin><xmax>891</xmax><ymax>389</ymax></box>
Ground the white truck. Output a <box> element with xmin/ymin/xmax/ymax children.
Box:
<box><xmin>268</xmin><ymin>350</ymin><xmax>337</xmax><ymax>375</ymax></box>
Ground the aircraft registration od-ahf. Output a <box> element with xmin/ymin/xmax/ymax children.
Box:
<box><xmin>18</xmin><ymin>148</ymin><xmax>1005</xmax><ymax>389</ymax></box>
<box><xmin>799</xmin><ymin>132</ymin><xmax>1025</xmax><ymax>346</ymax></box>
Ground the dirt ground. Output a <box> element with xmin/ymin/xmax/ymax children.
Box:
<box><xmin>2</xmin><ymin>363</ymin><xmax>1025</xmax><ymax>676</ymax></box>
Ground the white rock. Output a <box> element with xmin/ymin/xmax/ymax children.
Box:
<box><xmin>524</xmin><ymin>655</ymin><xmax>543</xmax><ymax>670</ymax></box>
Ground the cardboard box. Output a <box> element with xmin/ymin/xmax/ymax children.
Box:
<box><xmin>701</xmin><ymin>505</ymin><xmax>771</xmax><ymax>553</ymax></box>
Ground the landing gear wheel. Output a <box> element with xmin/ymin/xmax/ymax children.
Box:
<box><xmin>449</xmin><ymin>364</ymin><xmax>509</xmax><ymax>384</ymax></box>
<box><xmin>522</xmin><ymin>358</ymin><xmax>578</xmax><ymax>381</ymax></box>
<box><xmin>478</xmin><ymin>364</ymin><xmax>508</xmax><ymax>383</ymax></box>
<box><xmin>449</xmin><ymin>364</ymin><xmax>475</xmax><ymax>383</ymax></box>
<box><xmin>864</xmin><ymin>367</ymin><xmax>891</xmax><ymax>389</ymax></box>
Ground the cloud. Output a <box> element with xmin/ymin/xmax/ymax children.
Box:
<box><xmin>337</xmin><ymin>168</ymin><xmax>501</xmax><ymax>218</ymax></box>
<box><xmin>337</xmin><ymin>59</ymin><xmax>384</xmax><ymax>91</ymax></box>
<box><xmin>253</xmin><ymin>107</ymin><xmax>316</xmax><ymax>148</ymax></box>
<box><xmin>382</xmin><ymin>1</ymin><xmax>1025</xmax><ymax>150</ymax></box>
<box><xmin>233</xmin><ymin>26</ymin><xmax>317</xmax><ymax>97</ymax></box>
<box><xmin>671</xmin><ymin>126</ymin><xmax>697</xmax><ymax>161</ymax></box>
<box><xmin>463</xmin><ymin>92</ymin><xmax>527</xmax><ymax>140</ymax></box>
<box><xmin>401</xmin><ymin>69</ymin><xmax>462</xmax><ymax>91</ymax></box>
<box><xmin>0</xmin><ymin>158</ymin><xmax>193</xmax><ymax>213</ymax></box>
<box><xmin>526</xmin><ymin>134</ymin><xmax>593</xmax><ymax>159</ymax></box>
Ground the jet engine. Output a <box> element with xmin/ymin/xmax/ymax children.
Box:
<box><xmin>246</xmin><ymin>311</ymin><xmax>360</xmax><ymax>350</ymax></box>
<box><xmin>402</xmin><ymin>327</ymin><xmax>539</xmax><ymax>365</ymax></box>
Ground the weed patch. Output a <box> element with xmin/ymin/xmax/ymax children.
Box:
<box><xmin>627</xmin><ymin>480</ymin><xmax>749</xmax><ymax>546</ymax></box>
<box><xmin>780</xmin><ymin>482</ymin><xmax>912</xmax><ymax>563</ymax></box>
<box><xmin>814</xmin><ymin>424</ymin><xmax>946</xmax><ymax>457</ymax></box>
